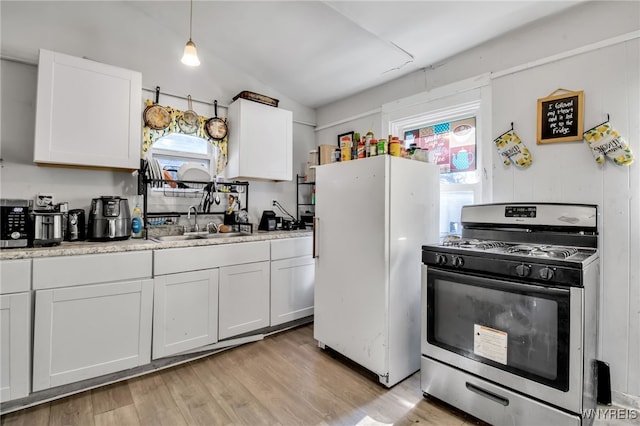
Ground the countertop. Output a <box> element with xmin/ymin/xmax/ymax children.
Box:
<box><xmin>0</xmin><ymin>230</ymin><xmax>312</xmax><ymax>260</ymax></box>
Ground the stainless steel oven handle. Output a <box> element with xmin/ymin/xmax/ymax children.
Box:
<box><xmin>465</xmin><ymin>382</ymin><xmax>509</xmax><ymax>406</ymax></box>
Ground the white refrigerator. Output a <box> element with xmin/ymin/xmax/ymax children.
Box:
<box><xmin>313</xmin><ymin>155</ymin><xmax>440</xmax><ymax>387</ymax></box>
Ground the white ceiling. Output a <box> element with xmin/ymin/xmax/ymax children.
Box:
<box><xmin>127</xmin><ymin>1</ymin><xmax>582</xmax><ymax>108</ymax></box>
<box><xmin>2</xmin><ymin>1</ymin><xmax>583</xmax><ymax>109</ymax></box>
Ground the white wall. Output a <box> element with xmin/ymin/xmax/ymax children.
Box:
<box><xmin>0</xmin><ymin>1</ymin><xmax>316</xmax><ymax>224</ymax></box>
<box><xmin>315</xmin><ymin>1</ymin><xmax>640</xmax><ymax>409</ymax></box>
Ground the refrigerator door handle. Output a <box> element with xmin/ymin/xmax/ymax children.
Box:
<box><xmin>313</xmin><ymin>217</ymin><xmax>319</xmax><ymax>258</ymax></box>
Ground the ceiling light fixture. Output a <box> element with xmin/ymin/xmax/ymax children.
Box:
<box><xmin>181</xmin><ymin>0</ymin><xmax>200</xmax><ymax>66</ymax></box>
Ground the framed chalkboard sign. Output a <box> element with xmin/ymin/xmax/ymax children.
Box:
<box><xmin>537</xmin><ymin>89</ymin><xmax>584</xmax><ymax>144</ymax></box>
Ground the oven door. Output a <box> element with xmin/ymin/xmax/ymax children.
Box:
<box><xmin>421</xmin><ymin>265</ymin><xmax>584</xmax><ymax>413</ymax></box>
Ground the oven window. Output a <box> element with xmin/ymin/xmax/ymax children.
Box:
<box><xmin>427</xmin><ymin>270</ymin><xmax>570</xmax><ymax>390</ymax></box>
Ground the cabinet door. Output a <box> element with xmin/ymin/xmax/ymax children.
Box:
<box><xmin>227</xmin><ymin>98</ymin><xmax>292</xmax><ymax>181</ymax></box>
<box><xmin>153</xmin><ymin>269</ymin><xmax>219</xmax><ymax>359</ymax></box>
<box><xmin>34</xmin><ymin>49</ymin><xmax>142</xmax><ymax>170</ymax></box>
<box><xmin>33</xmin><ymin>279</ymin><xmax>153</xmax><ymax>391</ymax></box>
<box><xmin>0</xmin><ymin>292</ymin><xmax>31</xmax><ymax>402</ymax></box>
<box><xmin>219</xmin><ymin>261</ymin><xmax>270</xmax><ymax>340</ymax></box>
<box><xmin>270</xmin><ymin>255</ymin><xmax>315</xmax><ymax>326</ymax></box>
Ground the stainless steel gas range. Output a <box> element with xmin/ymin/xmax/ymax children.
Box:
<box><xmin>421</xmin><ymin>203</ymin><xmax>600</xmax><ymax>426</ymax></box>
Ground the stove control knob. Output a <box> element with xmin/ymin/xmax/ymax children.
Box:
<box><xmin>515</xmin><ymin>264</ymin><xmax>531</xmax><ymax>277</ymax></box>
<box><xmin>435</xmin><ymin>254</ymin><xmax>447</xmax><ymax>265</ymax></box>
<box><xmin>452</xmin><ymin>256</ymin><xmax>464</xmax><ymax>267</ymax></box>
<box><xmin>539</xmin><ymin>267</ymin><xmax>555</xmax><ymax>281</ymax></box>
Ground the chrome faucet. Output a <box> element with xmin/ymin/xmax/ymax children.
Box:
<box><xmin>187</xmin><ymin>205</ymin><xmax>199</xmax><ymax>232</ymax></box>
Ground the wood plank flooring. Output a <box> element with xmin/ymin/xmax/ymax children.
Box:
<box><xmin>1</xmin><ymin>324</ymin><xmax>482</xmax><ymax>426</ymax></box>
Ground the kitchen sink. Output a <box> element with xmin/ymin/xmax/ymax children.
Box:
<box><xmin>152</xmin><ymin>232</ymin><xmax>247</xmax><ymax>242</ymax></box>
<box><xmin>203</xmin><ymin>232</ymin><xmax>247</xmax><ymax>239</ymax></box>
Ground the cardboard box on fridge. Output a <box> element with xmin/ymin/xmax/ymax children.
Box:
<box><xmin>319</xmin><ymin>144</ymin><xmax>335</xmax><ymax>165</ymax></box>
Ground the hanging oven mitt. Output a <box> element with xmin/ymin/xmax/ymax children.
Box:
<box><xmin>583</xmin><ymin>121</ymin><xmax>634</xmax><ymax>166</ymax></box>
<box><xmin>493</xmin><ymin>129</ymin><xmax>533</xmax><ymax>168</ymax></box>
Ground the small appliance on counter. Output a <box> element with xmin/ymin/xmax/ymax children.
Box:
<box><xmin>258</xmin><ymin>210</ymin><xmax>277</xmax><ymax>231</ymax></box>
<box><xmin>32</xmin><ymin>210</ymin><xmax>64</xmax><ymax>247</ymax></box>
<box><xmin>88</xmin><ymin>196</ymin><xmax>131</xmax><ymax>241</ymax></box>
<box><xmin>67</xmin><ymin>209</ymin><xmax>86</xmax><ymax>241</ymax></box>
<box><xmin>1</xmin><ymin>199</ymin><xmax>31</xmax><ymax>248</ymax></box>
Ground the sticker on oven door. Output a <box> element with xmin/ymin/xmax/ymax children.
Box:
<box><xmin>474</xmin><ymin>324</ymin><xmax>507</xmax><ymax>365</ymax></box>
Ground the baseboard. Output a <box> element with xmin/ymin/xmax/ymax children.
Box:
<box><xmin>613</xmin><ymin>390</ymin><xmax>640</xmax><ymax>411</ymax></box>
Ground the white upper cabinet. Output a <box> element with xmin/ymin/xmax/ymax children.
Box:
<box><xmin>226</xmin><ymin>98</ymin><xmax>292</xmax><ymax>181</ymax></box>
<box><xmin>34</xmin><ymin>49</ymin><xmax>142</xmax><ymax>170</ymax></box>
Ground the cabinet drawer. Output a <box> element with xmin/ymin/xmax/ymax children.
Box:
<box><xmin>0</xmin><ymin>259</ymin><xmax>31</xmax><ymax>294</ymax></box>
<box><xmin>270</xmin><ymin>236</ymin><xmax>313</xmax><ymax>260</ymax></box>
<box><xmin>154</xmin><ymin>241</ymin><xmax>270</xmax><ymax>275</ymax></box>
<box><xmin>33</xmin><ymin>251</ymin><xmax>152</xmax><ymax>290</ymax></box>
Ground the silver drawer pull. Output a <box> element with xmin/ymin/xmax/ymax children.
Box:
<box><xmin>465</xmin><ymin>382</ymin><xmax>509</xmax><ymax>406</ymax></box>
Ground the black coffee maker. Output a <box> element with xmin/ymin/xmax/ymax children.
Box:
<box><xmin>67</xmin><ymin>209</ymin><xmax>86</xmax><ymax>241</ymax></box>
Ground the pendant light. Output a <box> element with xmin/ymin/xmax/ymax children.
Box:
<box><xmin>181</xmin><ymin>0</ymin><xmax>200</xmax><ymax>66</ymax></box>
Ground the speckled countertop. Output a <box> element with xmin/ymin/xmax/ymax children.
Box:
<box><xmin>0</xmin><ymin>230</ymin><xmax>312</xmax><ymax>260</ymax></box>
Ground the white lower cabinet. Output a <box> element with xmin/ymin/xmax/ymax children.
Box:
<box><xmin>270</xmin><ymin>256</ymin><xmax>315</xmax><ymax>326</ymax></box>
<box><xmin>0</xmin><ymin>292</ymin><xmax>31</xmax><ymax>402</ymax></box>
<box><xmin>32</xmin><ymin>279</ymin><xmax>153</xmax><ymax>391</ymax></box>
<box><xmin>270</xmin><ymin>237</ymin><xmax>315</xmax><ymax>326</ymax></box>
<box><xmin>219</xmin><ymin>261</ymin><xmax>270</xmax><ymax>340</ymax></box>
<box><xmin>1</xmin><ymin>259</ymin><xmax>32</xmax><ymax>402</ymax></box>
<box><xmin>153</xmin><ymin>269</ymin><xmax>219</xmax><ymax>359</ymax></box>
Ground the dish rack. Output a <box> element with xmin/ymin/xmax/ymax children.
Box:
<box><xmin>146</xmin><ymin>212</ymin><xmax>181</xmax><ymax>228</ymax></box>
<box><xmin>137</xmin><ymin>159</ymin><xmax>251</xmax><ymax>238</ymax></box>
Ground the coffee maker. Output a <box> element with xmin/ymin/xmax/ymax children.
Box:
<box><xmin>67</xmin><ymin>209</ymin><xmax>86</xmax><ymax>241</ymax></box>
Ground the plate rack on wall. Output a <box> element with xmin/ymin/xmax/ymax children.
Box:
<box><xmin>137</xmin><ymin>159</ymin><xmax>250</xmax><ymax>238</ymax></box>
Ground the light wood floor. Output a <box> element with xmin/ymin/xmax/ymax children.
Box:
<box><xmin>1</xmin><ymin>324</ymin><xmax>483</xmax><ymax>426</ymax></box>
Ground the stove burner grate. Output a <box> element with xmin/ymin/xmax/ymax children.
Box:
<box><xmin>441</xmin><ymin>236</ymin><xmax>507</xmax><ymax>250</ymax></box>
<box><xmin>507</xmin><ymin>245</ymin><xmax>579</xmax><ymax>259</ymax></box>
<box><xmin>476</xmin><ymin>241</ymin><xmax>508</xmax><ymax>249</ymax></box>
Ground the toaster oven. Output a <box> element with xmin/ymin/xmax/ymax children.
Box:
<box><xmin>1</xmin><ymin>199</ymin><xmax>31</xmax><ymax>248</ymax></box>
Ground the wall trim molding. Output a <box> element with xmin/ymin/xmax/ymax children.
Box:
<box><xmin>314</xmin><ymin>107</ymin><xmax>382</xmax><ymax>132</ymax></box>
<box><xmin>491</xmin><ymin>30</ymin><xmax>640</xmax><ymax>80</ymax></box>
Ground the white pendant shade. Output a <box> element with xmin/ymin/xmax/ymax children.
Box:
<box><xmin>181</xmin><ymin>0</ymin><xmax>200</xmax><ymax>66</ymax></box>
<box><xmin>181</xmin><ymin>39</ymin><xmax>200</xmax><ymax>66</ymax></box>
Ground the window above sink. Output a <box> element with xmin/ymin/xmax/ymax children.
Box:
<box><xmin>150</xmin><ymin>134</ymin><xmax>218</xmax><ymax>182</ymax></box>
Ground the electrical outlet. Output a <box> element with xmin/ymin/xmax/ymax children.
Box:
<box><xmin>272</xmin><ymin>200</ymin><xmax>277</xmax><ymax>206</ymax></box>
<box><xmin>36</xmin><ymin>193</ymin><xmax>55</xmax><ymax>208</ymax></box>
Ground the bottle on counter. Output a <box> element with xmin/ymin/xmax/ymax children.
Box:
<box><xmin>370</xmin><ymin>139</ymin><xmax>378</xmax><ymax>157</ymax></box>
<box><xmin>365</xmin><ymin>131</ymin><xmax>374</xmax><ymax>158</ymax></box>
<box><xmin>353</xmin><ymin>133</ymin><xmax>361</xmax><ymax>160</ymax></box>
<box><xmin>131</xmin><ymin>202</ymin><xmax>143</xmax><ymax>238</ymax></box>
<box><xmin>389</xmin><ymin>137</ymin><xmax>401</xmax><ymax>157</ymax></box>
<box><xmin>377</xmin><ymin>138</ymin><xmax>387</xmax><ymax>156</ymax></box>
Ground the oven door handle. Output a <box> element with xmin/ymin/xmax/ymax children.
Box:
<box><xmin>465</xmin><ymin>382</ymin><xmax>510</xmax><ymax>406</ymax></box>
<box><xmin>433</xmin><ymin>269</ymin><xmax>570</xmax><ymax>296</ymax></box>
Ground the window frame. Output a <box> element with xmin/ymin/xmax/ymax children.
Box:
<box><xmin>381</xmin><ymin>74</ymin><xmax>492</xmax><ymax>236</ymax></box>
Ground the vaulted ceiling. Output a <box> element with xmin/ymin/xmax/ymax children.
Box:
<box><xmin>128</xmin><ymin>1</ymin><xmax>582</xmax><ymax>108</ymax></box>
<box><xmin>2</xmin><ymin>1</ymin><xmax>583</xmax><ymax>109</ymax></box>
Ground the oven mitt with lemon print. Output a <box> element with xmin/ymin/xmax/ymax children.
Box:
<box><xmin>493</xmin><ymin>129</ymin><xmax>532</xmax><ymax>168</ymax></box>
<box><xmin>583</xmin><ymin>121</ymin><xmax>634</xmax><ymax>166</ymax></box>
